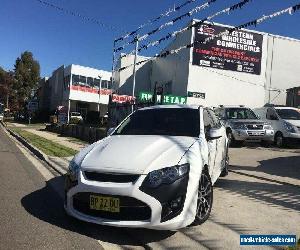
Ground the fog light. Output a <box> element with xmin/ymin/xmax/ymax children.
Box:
<box><xmin>170</xmin><ymin>196</ymin><xmax>183</xmax><ymax>209</ymax></box>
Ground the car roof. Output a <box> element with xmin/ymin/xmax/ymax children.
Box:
<box><xmin>274</xmin><ymin>107</ymin><xmax>299</xmax><ymax>110</ymax></box>
<box><xmin>138</xmin><ymin>104</ymin><xmax>202</xmax><ymax>111</ymax></box>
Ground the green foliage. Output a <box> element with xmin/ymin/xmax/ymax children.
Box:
<box><xmin>14</xmin><ymin>51</ymin><xmax>40</xmax><ymax>103</ymax></box>
<box><xmin>0</xmin><ymin>67</ymin><xmax>15</xmax><ymax>108</ymax></box>
<box><xmin>11</xmin><ymin>128</ymin><xmax>78</xmax><ymax>157</ymax></box>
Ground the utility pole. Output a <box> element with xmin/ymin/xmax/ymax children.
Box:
<box><xmin>132</xmin><ymin>35</ymin><xmax>139</xmax><ymax>112</ymax></box>
<box><xmin>98</xmin><ymin>76</ymin><xmax>102</xmax><ymax>113</ymax></box>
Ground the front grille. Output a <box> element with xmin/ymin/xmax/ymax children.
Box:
<box><xmin>73</xmin><ymin>192</ymin><xmax>151</xmax><ymax>221</ymax></box>
<box><xmin>247</xmin><ymin>124</ymin><xmax>264</xmax><ymax>130</ymax></box>
<box><xmin>84</xmin><ymin>171</ymin><xmax>140</xmax><ymax>183</ymax></box>
<box><xmin>247</xmin><ymin>131</ymin><xmax>265</xmax><ymax>136</ymax></box>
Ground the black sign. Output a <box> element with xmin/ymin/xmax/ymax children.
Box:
<box><xmin>188</xmin><ymin>91</ymin><xmax>205</xmax><ymax>99</ymax></box>
<box><xmin>192</xmin><ymin>24</ymin><xmax>263</xmax><ymax>75</ymax></box>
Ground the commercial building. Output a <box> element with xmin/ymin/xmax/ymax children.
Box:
<box><xmin>38</xmin><ymin>64</ymin><xmax>112</xmax><ymax>119</ymax></box>
<box><xmin>114</xmin><ymin>21</ymin><xmax>300</xmax><ymax>108</ymax></box>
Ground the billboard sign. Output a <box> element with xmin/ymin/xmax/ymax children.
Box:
<box><xmin>193</xmin><ymin>24</ymin><xmax>263</xmax><ymax>75</ymax></box>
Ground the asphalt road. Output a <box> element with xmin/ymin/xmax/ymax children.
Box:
<box><xmin>0</xmin><ymin>126</ymin><xmax>299</xmax><ymax>250</ymax></box>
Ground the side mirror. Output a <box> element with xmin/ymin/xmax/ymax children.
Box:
<box><xmin>107</xmin><ymin>127</ymin><xmax>116</xmax><ymax>136</ymax></box>
<box><xmin>207</xmin><ymin>128</ymin><xmax>223</xmax><ymax>140</ymax></box>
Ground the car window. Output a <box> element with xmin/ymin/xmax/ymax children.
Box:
<box><xmin>266</xmin><ymin>108</ymin><xmax>277</xmax><ymax>120</ymax></box>
<box><xmin>114</xmin><ymin>108</ymin><xmax>200</xmax><ymax>137</ymax></box>
<box><xmin>276</xmin><ymin>109</ymin><xmax>300</xmax><ymax>120</ymax></box>
<box><xmin>203</xmin><ymin>109</ymin><xmax>214</xmax><ymax>133</ymax></box>
<box><xmin>225</xmin><ymin>108</ymin><xmax>258</xmax><ymax>120</ymax></box>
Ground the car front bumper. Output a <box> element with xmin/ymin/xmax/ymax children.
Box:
<box><xmin>64</xmin><ymin>170</ymin><xmax>198</xmax><ymax>230</ymax></box>
<box><xmin>232</xmin><ymin>129</ymin><xmax>274</xmax><ymax>142</ymax></box>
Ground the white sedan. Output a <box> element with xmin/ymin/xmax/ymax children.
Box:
<box><xmin>64</xmin><ymin>105</ymin><xmax>229</xmax><ymax>230</ymax></box>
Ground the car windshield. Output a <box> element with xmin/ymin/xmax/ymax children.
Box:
<box><xmin>226</xmin><ymin>108</ymin><xmax>258</xmax><ymax>120</ymax></box>
<box><xmin>114</xmin><ymin>108</ymin><xmax>200</xmax><ymax>137</ymax></box>
<box><xmin>276</xmin><ymin>109</ymin><xmax>300</xmax><ymax>120</ymax></box>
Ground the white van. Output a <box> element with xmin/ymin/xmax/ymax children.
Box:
<box><xmin>254</xmin><ymin>106</ymin><xmax>300</xmax><ymax>147</ymax></box>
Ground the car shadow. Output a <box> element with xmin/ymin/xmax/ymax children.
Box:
<box><xmin>21</xmin><ymin>176</ymin><xmax>175</xmax><ymax>246</ymax></box>
<box><xmin>231</xmin><ymin>155</ymin><xmax>300</xmax><ymax>181</ymax></box>
<box><xmin>215</xmin><ymin>177</ymin><xmax>300</xmax><ymax>211</ymax></box>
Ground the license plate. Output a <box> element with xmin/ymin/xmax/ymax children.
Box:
<box><xmin>89</xmin><ymin>195</ymin><xmax>120</xmax><ymax>213</ymax></box>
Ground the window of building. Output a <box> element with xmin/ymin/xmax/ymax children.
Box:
<box><xmin>87</xmin><ymin>77</ymin><xmax>93</xmax><ymax>87</ymax></box>
<box><xmin>79</xmin><ymin>75</ymin><xmax>87</xmax><ymax>86</ymax></box>
<box><xmin>72</xmin><ymin>74</ymin><xmax>80</xmax><ymax>85</ymax></box>
<box><xmin>101</xmin><ymin>80</ymin><xmax>108</xmax><ymax>89</ymax></box>
<box><xmin>94</xmin><ymin>78</ymin><xmax>100</xmax><ymax>89</ymax></box>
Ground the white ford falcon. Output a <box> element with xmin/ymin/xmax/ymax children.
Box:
<box><xmin>64</xmin><ymin>105</ymin><xmax>229</xmax><ymax>230</ymax></box>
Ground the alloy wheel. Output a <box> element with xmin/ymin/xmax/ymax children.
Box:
<box><xmin>196</xmin><ymin>171</ymin><xmax>213</xmax><ymax>222</ymax></box>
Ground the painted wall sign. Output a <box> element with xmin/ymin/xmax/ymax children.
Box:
<box><xmin>112</xmin><ymin>94</ymin><xmax>135</xmax><ymax>103</ymax></box>
<box><xmin>193</xmin><ymin>24</ymin><xmax>263</xmax><ymax>75</ymax></box>
<box><xmin>138</xmin><ymin>92</ymin><xmax>187</xmax><ymax>105</ymax></box>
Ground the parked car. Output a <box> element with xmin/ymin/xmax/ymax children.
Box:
<box><xmin>64</xmin><ymin>105</ymin><xmax>229</xmax><ymax>230</ymax></box>
<box><xmin>214</xmin><ymin>106</ymin><xmax>274</xmax><ymax>146</ymax></box>
<box><xmin>69</xmin><ymin>112</ymin><xmax>83</xmax><ymax>124</ymax></box>
<box><xmin>254</xmin><ymin>106</ymin><xmax>300</xmax><ymax>147</ymax></box>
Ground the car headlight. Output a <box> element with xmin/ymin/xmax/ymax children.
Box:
<box><xmin>68</xmin><ymin>160</ymin><xmax>80</xmax><ymax>181</ymax></box>
<box><xmin>263</xmin><ymin>123</ymin><xmax>273</xmax><ymax>130</ymax></box>
<box><xmin>283</xmin><ymin>121</ymin><xmax>296</xmax><ymax>133</ymax></box>
<box><xmin>232</xmin><ymin>123</ymin><xmax>247</xmax><ymax>129</ymax></box>
<box><xmin>143</xmin><ymin>163</ymin><xmax>189</xmax><ymax>188</ymax></box>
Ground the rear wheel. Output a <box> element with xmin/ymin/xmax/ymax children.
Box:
<box><xmin>220</xmin><ymin>147</ymin><xmax>229</xmax><ymax>177</ymax></box>
<box><xmin>193</xmin><ymin>168</ymin><xmax>213</xmax><ymax>225</ymax></box>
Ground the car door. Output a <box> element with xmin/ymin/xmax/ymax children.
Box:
<box><xmin>203</xmin><ymin>109</ymin><xmax>218</xmax><ymax>180</ymax></box>
<box><xmin>266</xmin><ymin>108</ymin><xmax>281</xmax><ymax>133</ymax></box>
<box><xmin>208</xmin><ymin>109</ymin><xmax>226</xmax><ymax>180</ymax></box>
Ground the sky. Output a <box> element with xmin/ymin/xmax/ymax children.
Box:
<box><xmin>1</xmin><ymin>0</ymin><xmax>300</xmax><ymax>77</ymax></box>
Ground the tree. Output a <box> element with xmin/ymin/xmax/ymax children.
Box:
<box><xmin>14</xmin><ymin>51</ymin><xmax>40</xmax><ymax>107</ymax></box>
<box><xmin>0</xmin><ymin>67</ymin><xmax>15</xmax><ymax>109</ymax></box>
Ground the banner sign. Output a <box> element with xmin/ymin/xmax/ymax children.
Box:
<box><xmin>139</xmin><ymin>92</ymin><xmax>187</xmax><ymax>105</ymax></box>
<box><xmin>193</xmin><ymin>24</ymin><xmax>263</xmax><ymax>75</ymax></box>
<box><xmin>188</xmin><ymin>91</ymin><xmax>206</xmax><ymax>99</ymax></box>
<box><xmin>112</xmin><ymin>94</ymin><xmax>135</xmax><ymax>103</ymax></box>
<box><xmin>70</xmin><ymin>85</ymin><xmax>113</xmax><ymax>95</ymax></box>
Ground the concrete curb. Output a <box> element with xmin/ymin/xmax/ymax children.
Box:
<box><xmin>2</xmin><ymin>123</ymin><xmax>66</xmax><ymax>175</ymax></box>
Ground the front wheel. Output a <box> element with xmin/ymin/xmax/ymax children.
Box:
<box><xmin>193</xmin><ymin>169</ymin><xmax>213</xmax><ymax>225</ymax></box>
<box><xmin>274</xmin><ymin>132</ymin><xmax>285</xmax><ymax>148</ymax></box>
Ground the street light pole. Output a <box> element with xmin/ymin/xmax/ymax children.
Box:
<box><xmin>132</xmin><ymin>35</ymin><xmax>139</xmax><ymax>112</ymax></box>
<box><xmin>98</xmin><ymin>76</ymin><xmax>102</xmax><ymax>113</ymax></box>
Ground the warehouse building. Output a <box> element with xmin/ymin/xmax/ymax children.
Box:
<box><xmin>114</xmin><ymin>21</ymin><xmax>300</xmax><ymax>108</ymax></box>
<box><xmin>38</xmin><ymin>64</ymin><xmax>112</xmax><ymax>119</ymax></box>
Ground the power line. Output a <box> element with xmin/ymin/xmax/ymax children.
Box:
<box><xmin>117</xmin><ymin>3</ymin><xmax>300</xmax><ymax>72</ymax></box>
<box><xmin>34</xmin><ymin>0</ymin><xmax>125</xmax><ymax>32</ymax></box>
<box><xmin>114</xmin><ymin>0</ymin><xmax>203</xmax><ymax>43</ymax></box>
<box><xmin>114</xmin><ymin>0</ymin><xmax>219</xmax><ymax>52</ymax></box>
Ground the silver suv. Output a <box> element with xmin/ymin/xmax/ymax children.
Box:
<box><xmin>214</xmin><ymin>106</ymin><xmax>274</xmax><ymax>146</ymax></box>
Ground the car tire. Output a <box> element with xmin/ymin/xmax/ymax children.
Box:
<box><xmin>274</xmin><ymin>132</ymin><xmax>285</xmax><ymax>148</ymax></box>
<box><xmin>227</xmin><ymin>131</ymin><xmax>243</xmax><ymax>147</ymax></box>
<box><xmin>260</xmin><ymin>140</ymin><xmax>271</xmax><ymax>147</ymax></box>
<box><xmin>192</xmin><ymin>168</ymin><xmax>213</xmax><ymax>225</ymax></box>
<box><xmin>227</xmin><ymin>131</ymin><xmax>234</xmax><ymax>146</ymax></box>
<box><xmin>220</xmin><ymin>147</ymin><xmax>229</xmax><ymax>177</ymax></box>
